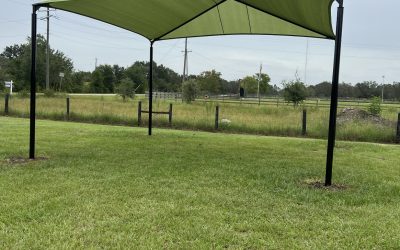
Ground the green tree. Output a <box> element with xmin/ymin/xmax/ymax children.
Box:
<box><xmin>240</xmin><ymin>76</ymin><xmax>258</xmax><ymax>95</ymax></box>
<box><xmin>69</xmin><ymin>71</ymin><xmax>91</xmax><ymax>93</ymax></box>
<box><xmin>0</xmin><ymin>35</ymin><xmax>73</xmax><ymax>92</ymax></box>
<box><xmin>182</xmin><ymin>79</ymin><xmax>197</xmax><ymax>103</ymax></box>
<box><xmin>116</xmin><ymin>78</ymin><xmax>136</xmax><ymax>101</ymax></box>
<box><xmin>255</xmin><ymin>73</ymin><xmax>271</xmax><ymax>95</ymax></box>
<box><xmin>90</xmin><ymin>70</ymin><xmax>105</xmax><ymax>93</ymax></box>
<box><xmin>197</xmin><ymin>70</ymin><xmax>223</xmax><ymax>95</ymax></box>
<box><xmin>97</xmin><ymin>65</ymin><xmax>116</xmax><ymax>93</ymax></box>
<box><xmin>282</xmin><ymin>78</ymin><xmax>308</xmax><ymax>106</ymax></box>
<box><xmin>125</xmin><ymin>61</ymin><xmax>148</xmax><ymax>94</ymax></box>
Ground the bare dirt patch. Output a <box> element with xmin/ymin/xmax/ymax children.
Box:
<box><xmin>4</xmin><ymin>156</ymin><xmax>48</xmax><ymax>165</ymax></box>
<box><xmin>303</xmin><ymin>179</ymin><xmax>349</xmax><ymax>191</ymax></box>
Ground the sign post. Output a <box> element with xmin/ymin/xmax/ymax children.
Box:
<box><xmin>4</xmin><ymin>80</ymin><xmax>13</xmax><ymax>94</ymax></box>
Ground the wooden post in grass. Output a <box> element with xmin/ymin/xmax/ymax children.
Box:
<box><xmin>302</xmin><ymin>109</ymin><xmax>307</xmax><ymax>136</ymax></box>
<box><xmin>66</xmin><ymin>97</ymin><xmax>70</xmax><ymax>120</ymax></box>
<box><xmin>215</xmin><ymin>105</ymin><xmax>219</xmax><ymax>130</ymax></box>
<box><xmin>138</xmin><ymin>101</ymin><xmax>142</xmax><ymax>126</ymax></box>
<box><xmin>397</xmin><ymin>113</ymin><xmax>400</xmax><ymax>143</ymax></box>
<box><xmin>4</xmin><ymin>93</ymin><xmax>10</xmax><ymax>115</ymax></box>
<box><xmin>169</xmin><ymin>103</ymin><xmax>173</xmax><ymax>127</ymax></box>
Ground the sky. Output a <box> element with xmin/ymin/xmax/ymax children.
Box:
<box><xmin>1</xmin><ymin>0</ymin><xmax>399</xmax><ymax>87</ymax></box>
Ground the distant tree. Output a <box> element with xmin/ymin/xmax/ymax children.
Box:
<box><xmin>116</xmin><ymin>78</ymin><xmax>136</xmax><ymax>101</ymax></box>
<box><xmin>309</xmin><ymin>81</ymin><xmax>332</xmax><ymax>98</ymax></box>
<box><xmin>269</xmin><ymin>84</ymin><xmax>281</xmax><ymax>96</ymax></box>
<box><xmin>197</xmin><ymin>70</ymin><xmax>223</xmax><ymax>95</ymax></box>
<box><xmin>0</xmin><ymin>35</ymin><xmax>73</xmax><ymax>92</ymax></box>
<box><xmin>255</xmin><ymin>73</ymin><xmax>271</xmax><ymax>95</ymax></box>
<box><xmin>240</xmin><ymin>76</ymin><xmax>258</xmax><ymax>95</ymax></box>
<box><xmin>113</xmin><ymin>65</ymin><xmax>125</xmax><ymax>83</ymax></box>
<box><xmin>182</xmin><ymin>79</ymin><xmax>197</xmax><ymax>103</ymax></box>
<box><xmin>154</xmin><ymin>64</ymin><xmax>181</xmax><ymax>92</ymax></box>
<box><xmin>355</xmin><ymin>81</ymin><xmax>380</xmax><ymax>98</ymax></box>
<box><xmin>97</xmin><ymin>65</ymin><xmax>116</xmax><ymax>93</ymax></box>
<box><xmin>338</xmin><ymin>82</ymin><xmax>356</xmax><ymax>98</ymax></box>
<box><xmin>69</xmin><ymin>71</ymin><xmax>91</xmax><ymax>93</ymax></box>
<box><xmin>282</xmin><ymin>78</ymin><xmax>308</xmax><ymax>106</ymax></box>
<box><xmin>90</xmin><ymin>70</ymin><xmax>105</xmax><ymax>93</ymax></box>
<box><xmin>125</xmin><ymin>61</ymin><xmax>148</xmax><ymax>94</ymax></box>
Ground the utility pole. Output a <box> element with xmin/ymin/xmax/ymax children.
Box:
<box><xmin>382</xmin><ymin>75</ymin><xmax>385</xmax><ymax>103</ymax></box>
<box><xmin>182</xmin><ymin>38</ymin><xmax>192</xmax><ymax>83</ymax></box>
<box><xmin>46</xmin><ymin>7</ymin><xmax>50</xmax><ymax>90</ymax></box>
<box><xmin>39</xmin><ymin>8</ymin><xmax>56</xmax><ymax>90</ymax></box>
<box><xmin>258</xmin><ymin>63</ymin><xmax>262</xmax><ymax>105</ymax></box>
<box><xmin>95</xmin><ymin>58</ymin><xmax>98</xmax><ymax>69</ymax></box>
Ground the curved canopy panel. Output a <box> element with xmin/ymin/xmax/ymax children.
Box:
<box><xmin>40</xmin><ymin>0</ymin><xmax>336</xmax><ymax>41</ymax></box>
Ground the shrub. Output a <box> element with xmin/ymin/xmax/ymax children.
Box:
<box><xmin>368</xmin><ymin>96</ymin><xmax>382</xmax><ymax>116</ymax></box>
<box><xmin>17</xmin><ymin>89</ymin><xmax>29</xmax><ymax>98</ymax></box>
<box><xmin>282</xmin><ymin>78</ymin><xmax>307</xmax><ymax>107</ymax></box>
<box><xmin>182</xmin><ymin>79</ymin><xmax>197</xmax><ymax>104</ymax></box>
<box><xmin>43</xmin><ymin>89</ymin><xmax>55</xmax><ymax>98</ymax></box>
<box><xmin>116</xmin><ymin>78</ymin><xmax>136</xmax><ymax>102</ymax></box>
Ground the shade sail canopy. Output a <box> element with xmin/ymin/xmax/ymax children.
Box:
<box><xmin>40</xmin><ymin>0</ymin><xmax>336</xmax><ymax>41</ymax></box>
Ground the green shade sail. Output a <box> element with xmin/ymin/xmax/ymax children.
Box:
<box><xmin>40</xmin><ymin>0</ymin><xmax>335</xmax><ymax>41</ymax></box>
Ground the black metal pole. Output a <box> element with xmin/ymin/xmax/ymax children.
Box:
<box><xmin>138</xmin><ymin>101</ymin><xmax>142</xmax><ymax>126</ymax></box>
<box><xmin>66</xmin><ymin>97</ymin><xmax>70</xmax><ymax>120</ymax></box>
<box><xmin>169</xmin><ymin>103</ymin><xmax>173</xmax><ymax>127</ymax></box>
<box><xmin>325</xmin><ymin>0</ymin><xmax>344</xmax><ymax>186</ymax></box>
<box><xmin>215</xmin><ymin>105</ymin><xmax>219</xmax><ymax>130</ymax></box>
<box><xmin>5</xmin><ymin>93</ymin><xmax>10</xmax><ymax>115</ymax></box>
<box><xmin>148</xmin><ymin>42</ymin><xmax>154</xmax><ymax>135</ymax></box>
<box><xmin>302</xmin><ymin>109</ymin><xmax>307</xmax><ymax>136</ymax></box>
<box><xmin>30</xmin><ymin>5</ymin><xmax>38</xmax><ymax>159</ymax></box>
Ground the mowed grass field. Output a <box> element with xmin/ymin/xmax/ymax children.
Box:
<box><xmin>3</xmin><ymin>95</ymin><xmax>400</xmax><ymax>143</ymax></box>
<box><xmin>0</xmin><ymin>117</ymin><xmax>399</xmax><ymax>248</ymax></box>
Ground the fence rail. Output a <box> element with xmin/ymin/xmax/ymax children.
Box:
<box><xmin>2</xmin><ymin>95</ymin><xmax>399</xmax><ymax>143</ymax></box>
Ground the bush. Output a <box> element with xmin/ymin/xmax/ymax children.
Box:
<box><xmin>282</xmin><ymin>78</ymin><xmax>307</xmax><ymax>107</ymax></box>
<box><xmin>368</xmin><ymin>96</ymin><xmax>382</xmax><ymax>116</ymax></box>
<box><xmin>43</xmin><ymin>89</ymin><xmax>55</xmax><ymax>98</ymax></box>
<box><xmin>116</xmin><ymin>78</ymin><xmax>136</xmax><ymax>102</ymax></box>
<box><xmin>17</xmin><ymin>89</ymin><xmax>29</xmax><ymax>98</ymax></box>
<box><xmin>182</xmin><ymin>79</ymin><xmax>197</xmax><ymax>104</ymax></box>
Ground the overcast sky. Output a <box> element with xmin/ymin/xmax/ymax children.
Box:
<box><xmin>1</xmin><ymin>0</ymin><xmax>399</xmax><ymax>86</ymax></box>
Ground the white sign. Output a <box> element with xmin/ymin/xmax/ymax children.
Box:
<box><xmin>4</xmin><ymin>81</ymin><xmax>13</xmax><ymax>94</ymax></box>
<box><xmin>59</xmin><ymin>72</ymin><xmax>65</xmax><ymax>78</ymax></box>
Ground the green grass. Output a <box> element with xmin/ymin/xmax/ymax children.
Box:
<box><xmin>0</xmin><ymin>117</ymin><xmax>399</xmax><ymax>248</ymax></box>
<box><xmin>3</xmin><ymin>95</ymin><xmax>400</xmax><ymax>144</ymax></box>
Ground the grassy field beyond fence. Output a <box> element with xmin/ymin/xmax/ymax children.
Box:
<box><xmin>2</xmin><ymin>94</ymin><xmax>399</xmax><ymax>143</ymax></box>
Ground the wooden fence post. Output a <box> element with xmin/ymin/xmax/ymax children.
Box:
<box><xmin>4</xmin><ymin>93</ymin><xmax>10</xmax><ymax>115</ymax></box>
<box><xmin>66</xmin><ymin>97</ymin><xmax>70</xmax><ymax>120</ymax></box>
<box><xmin>302</xmin><ymin>109</ymin><xmax>307</xmax><ymax>136</ymax></box>
<box><xmin>396</xmin><ymin>113</ymin><xmax>400</xmax><ymax>143</ymax></box>
<box><xmin>138</xmin><ymin>101</ymin><xmax>142</xmax><ymax>126</ymax></box>
<box><xmin>169</xmin><ymin>103</ymin><xmax>173</xmax><ymax>127</ymax></box>
<box><xmin>215</xmin><ymin>105</ymin><xmax>219</xmax><ymax>130</ymax></box>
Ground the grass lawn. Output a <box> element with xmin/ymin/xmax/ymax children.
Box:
<box><xmin>0</xmin><ymin>117</ymin><xmax>399</xmax><ymax>248</ymax></box>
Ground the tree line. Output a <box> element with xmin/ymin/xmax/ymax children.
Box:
<box><xmin>1</xmin><ymin>37</ymin><xmax>399</xmax><ymax>101</ymax></box>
